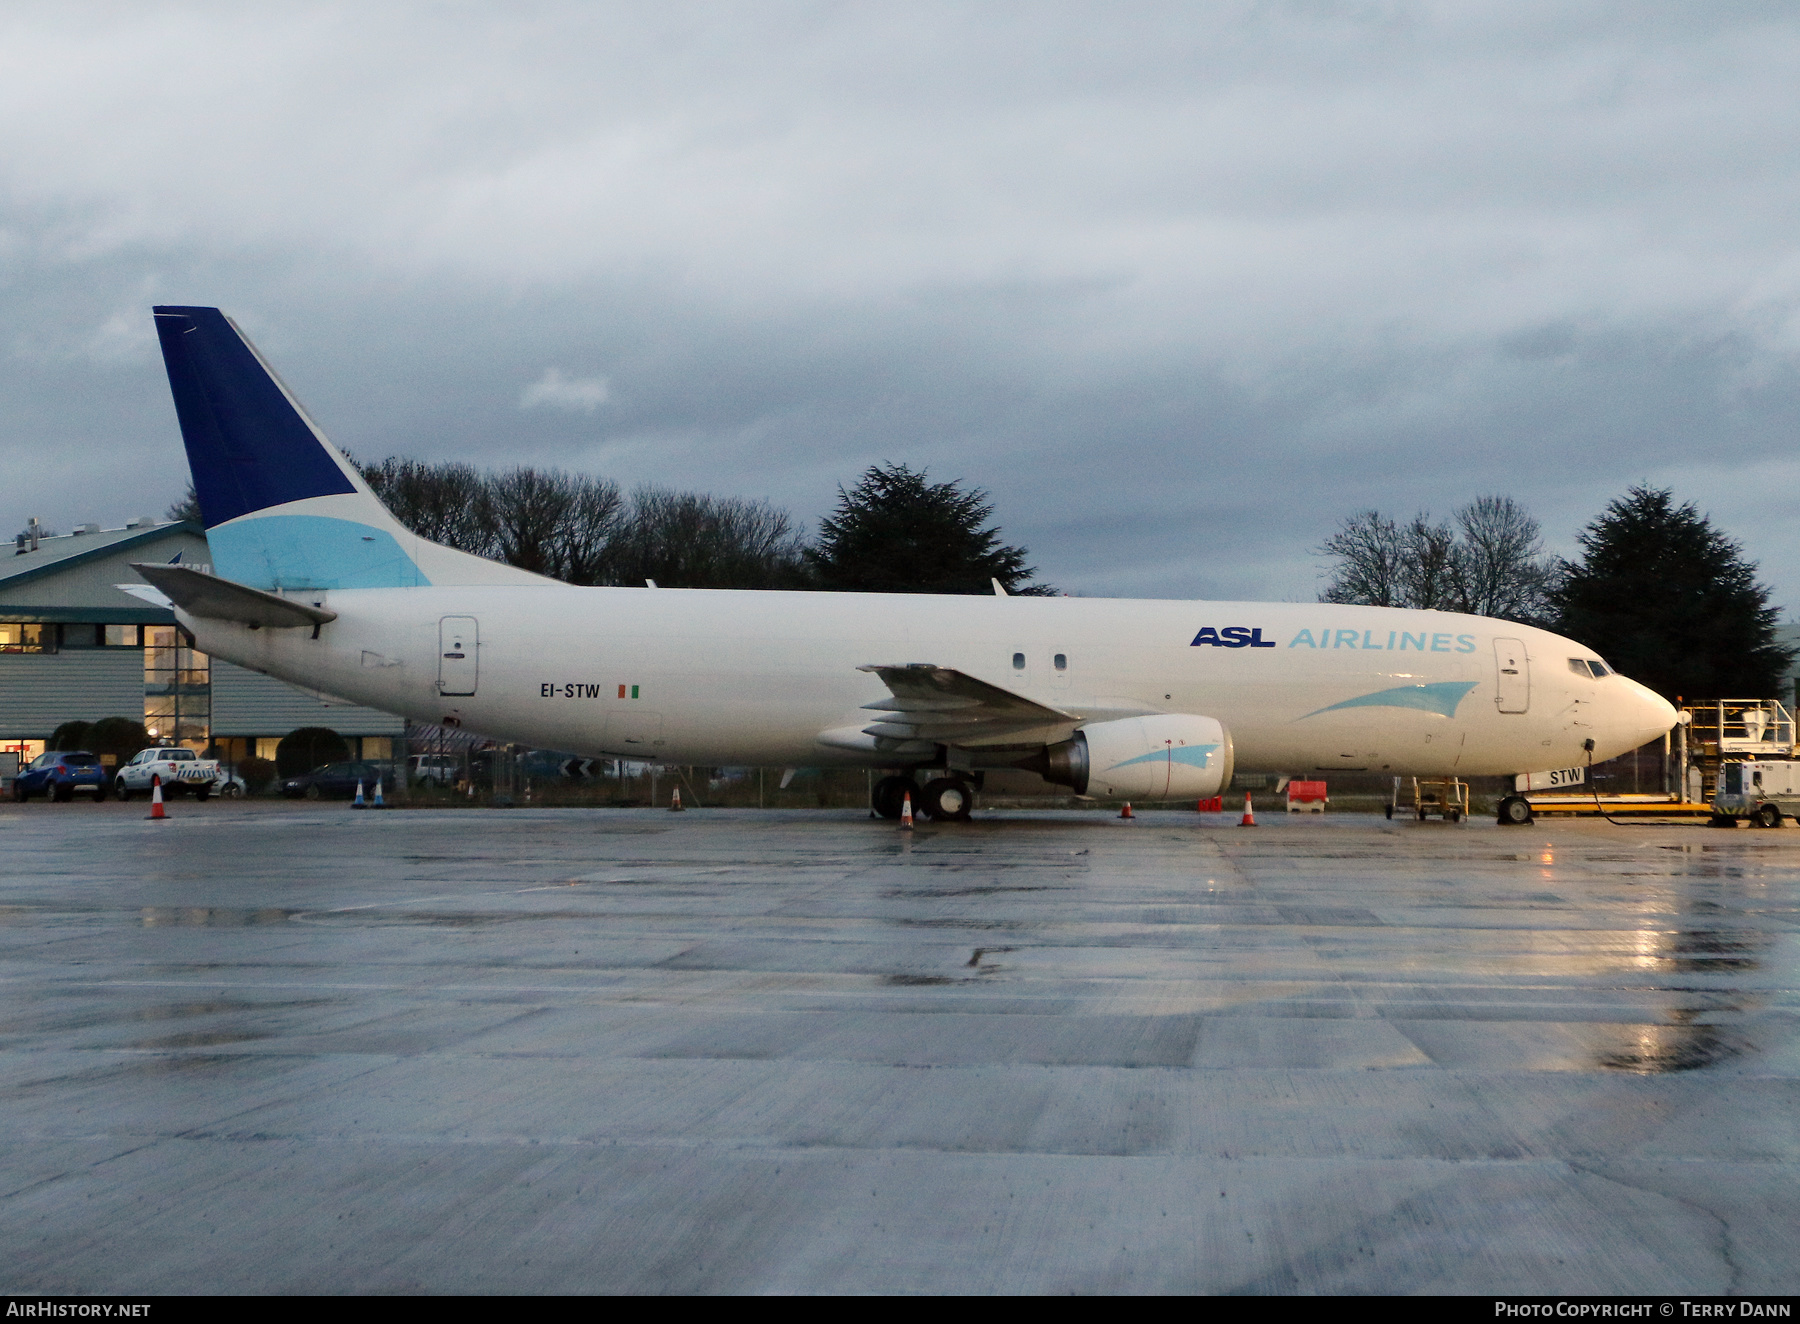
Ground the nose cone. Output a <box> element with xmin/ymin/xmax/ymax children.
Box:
<box><xmin>1617</xmin><ymin>676</ymin><xmax>1678</xmax><ymax>746</ymax></box>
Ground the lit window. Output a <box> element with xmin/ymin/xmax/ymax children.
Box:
<box><xmin>1012</xmin><ymin>653</ymin><xmax>1025</xmax><ymax>670</ymax></box>
<box><xmin>0</xmin><ymin>623</ymin><xmax>47</xmax><ymax>654</ymax></box>
<box><xmin>104</xmin><ymin>625</ymin><xmax>139</xmax><ymax>647</ymax></box>
<box><xmin>1054</xmin><ymin>654</ymin><xmax>1067</xmax><ymax>670</ymax></box>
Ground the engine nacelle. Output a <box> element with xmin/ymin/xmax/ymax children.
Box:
<box><xmin>1035</xmin><ymin>714</ymin><xmax>1234</xmax><ymax>800</ymax></box>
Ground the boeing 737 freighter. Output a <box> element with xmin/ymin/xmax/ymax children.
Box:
<box><xmin>130</xmin><ymin>306</ymin><xmax>1676</xmax><ymax>824</ymax></box>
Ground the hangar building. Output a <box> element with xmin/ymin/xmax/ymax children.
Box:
<box><xmin>1</xmin><ymin>518</ymin><xmax>403</xmax><ymax>767</ymax></box>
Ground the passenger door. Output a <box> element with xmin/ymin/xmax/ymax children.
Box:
<box><xmin>438</xmin><ymin>617</ymin><xmax>479</xmax><ymax>696</ymax></box>
<box><xmin>1494</xmin><ymin>638</ymin><xmax>1529</xmax><ymax>713</ymax></box>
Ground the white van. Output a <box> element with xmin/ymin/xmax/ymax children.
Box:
<box><xmin>409</xmin><ymin>754</ymin><xmax>461</xmax><ymax>786</ymax></box>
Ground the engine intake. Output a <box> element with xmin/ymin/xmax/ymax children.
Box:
<box><xmin>1027</xmin><ymin>714</ymin><xmax>1233</xmax><ymax>800</ymax></box>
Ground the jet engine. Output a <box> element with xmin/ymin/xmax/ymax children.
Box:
<box><xmin>1029</xmin><ymin>714</ymin><xmax>1234</xmax><ymax>799</ymax></box>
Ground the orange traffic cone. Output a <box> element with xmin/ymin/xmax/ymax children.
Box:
<box><xmin>1119</xmin><ymin>802</ymin><xmax>1134</xmax><ymax>819</ymax></box>
<box><xmin>670</xmin><ymin>786</ymin><xmax>684</xmax><ymax>811</ymax></box>
<box><xmin>900</xmin><ymin>791</ymin><xmax>914</xmax><ymax>829</ymax></box>
<box><xmin>1239</xmin><ymin>791</ymin><xmax>1256</xmax><ymax>827</ymax></box>
<box><xmin>148</xmin><ymin>774</ymin><xmax>166</xmax><ymax>821</ymax></box>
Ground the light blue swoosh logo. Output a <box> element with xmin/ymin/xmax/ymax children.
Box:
<box><xmin>1106</xmin><ymin>743</ymin><xmax>1220</xmax><ymax>771</ymax></box>
<box><xmin>1299</xmin><ymin>681</ymin><xmax>1477</xmax><ymax>721</ymax></box>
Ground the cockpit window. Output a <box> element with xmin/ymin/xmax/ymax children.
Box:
<box><xmin>1568</xmin><ymin>658</ymin><xmax>1611</xmax><ymax>678</ymax></box>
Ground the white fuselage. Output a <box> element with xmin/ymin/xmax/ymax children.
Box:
<box><xmin>179</xmin><ymin>586</ymin><xmax>1677</xmax><ymax>779</ymax></box>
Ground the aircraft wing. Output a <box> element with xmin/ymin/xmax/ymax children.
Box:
<box><xmin>129</xmin><ymin>562</ymin><xmax>338</xmax><ymax>629</ymax></box>
<box><xmin>857</xmin><ymin>664</ymin><xmax>1077</xmax><ymax>745</ymax></box>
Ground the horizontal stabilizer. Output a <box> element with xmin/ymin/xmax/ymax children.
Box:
<box><xmin>857</xmin><ymin>663</ymin><xmax>1075</xmax><ymax>744</ymax></box>
<box><xmin>129</xmin><ymin>563</ymin><xmax>338</xmax><ymax>629</ymax></box>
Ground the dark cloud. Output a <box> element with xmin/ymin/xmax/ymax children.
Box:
<box><xmin>4</xmin><ymin>2</ymin><xmax>1799</xmax><ymax>609</ymax></box>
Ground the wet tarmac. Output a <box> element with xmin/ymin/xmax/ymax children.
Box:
<box><xmin>1</xmin><ymin>799</ymin><xmax>1797</xmax><ymax>1294</ymax></box>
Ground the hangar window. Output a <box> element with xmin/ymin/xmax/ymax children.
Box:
<box><xmin>0</xmin><ymin>623</ymin><xmax>49</xmax><ymax>654</ymax></box>
<box><xmin>1012</xmin><ymin>652</ymin><xmax>1025</xmax><ymax>670</ymax></box>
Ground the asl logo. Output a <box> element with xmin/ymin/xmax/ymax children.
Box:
<box><xmin>1191</xmin><ymin>627</ymin><xmax>1277</xmax><ymax>649</ymax></box>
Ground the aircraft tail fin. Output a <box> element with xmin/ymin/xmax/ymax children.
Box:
<box><xmin>152</xmin><ymin>306</ymin><xmax>553</xmax><ymax>591</ymax></box>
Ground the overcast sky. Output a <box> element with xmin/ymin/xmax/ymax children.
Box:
<box><xmin>4</xmin><ymin>1</ymin><xmax>1799</xmax><ymax>608</ymax></box>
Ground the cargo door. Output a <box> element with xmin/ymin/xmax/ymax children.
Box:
<box><xmin>1494</xmin><ymin>637</ymin><xmax>1529</xmax><ymax>713</ymax></box>
<box><xmin>438</xmin><ymin>616</ymin><xmax>478</xmax><ymax>696</ymax></box>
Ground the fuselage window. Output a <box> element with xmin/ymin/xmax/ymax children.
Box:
<box><xmin>1569</xmin><ymin>658</ymin><xmax>1611</xmax><ymax>679</ymax></box>
<box><xmin>1053</xmin><ymin>653</ymin><xmax>1067</xmax><ymax>671</ymax></box>
<box><xmin>1012</xmin><ymin>652</ymin><xmax>1026</xmax><ymax>670</ymax></box>
<box><xmin>1568</xmin><ymin>659</ymin><xmax>1589</xmax><ymax>677</ymax></box>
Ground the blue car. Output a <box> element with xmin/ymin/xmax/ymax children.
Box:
<box><xmin>15</xmin><ymin>750</ymin><xmax>107</xmax><ymax>802</ymax></box>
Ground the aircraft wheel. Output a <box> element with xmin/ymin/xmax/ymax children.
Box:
<box><xmin>1498</xmin><ymin>795</ymin><xmax>1533</xmax><ymax>826</ymax></box>
<box><xmin>919</xmin><ymin>777</ymin><xmax>975</xmax><ymax>822</ymax></box>
<box><xmin>1754</xmin><ymin>803</ymin><xmax>1782</xmax><ymax>829</ymax></box>
<box><xmin>871</xmin><ymin>775</ymin><xmax>916</xmax><ymax>820</ymax></box>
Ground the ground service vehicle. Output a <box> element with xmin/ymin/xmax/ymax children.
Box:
<box><xmin>127</xmin><ymin>306</ymin><xmax>1680</xmax><ymax>824</ymax></box>
<box><xmin>1711</xmin><ymin>761</ymin><xmax>1800</xmax><ymax>828</ymax></box>
<box><xmin>115</xmin><ymin>747</ymin><xmax>220</xmax><ymax>800</ymax></box>
<box><xmin>14</xmin><ymin>751</ymin><xmax>106</xmax><ymax>802</ymax></box>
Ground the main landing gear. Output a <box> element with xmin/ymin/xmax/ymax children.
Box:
<box><xmin>871</xmin><ymin>774</ymin><xmax>977</xmax><ymax>822</ymax></box>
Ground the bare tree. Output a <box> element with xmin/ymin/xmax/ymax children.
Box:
<box><xmin>1318</xmin><ymin>511</ymin><xmax>1405</xmax><ymax>606</ymax></box>
<box><xmin>607</xmin><ymin>487</ymin><xmax>811</xmax><ymax>589</ymax></box>
<box><xmin>1399</xmin><ymin>515</ymin><xmax>1460</xmax><ymax>610</ymax></box>
<box><xmin>481</xmin><ymin>467</ymin><xmax>622</xmax><ymax>584</ymax></box>
<box><xmin>1450</xmin><ymin>495</ymin><xmax>1556</xmax><ymax>623</ymax></box>
<box><xmin>1318</xmin><ymin>495</ymin><xmax>1556</xmax><ymax>624</ymax></box>
<box><xmin>344</xmin><ymin>453</ymin><xmax>807</xmax><ymax>588</ymax></box>
<box><xmin>356</xmin><ymin>456</ymin><xmax>497</xmax><ymax>558</ymax></box>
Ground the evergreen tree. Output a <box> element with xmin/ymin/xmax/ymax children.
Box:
<box><xmin>1555</xmin><ymin>486</ymin><xmax>1793</xmax><ymax>701</ymax></box>
<box><xmin>808</xmin><ymin>462</ymin><xmax>1051</xmax><ymax>594</ymax></box>
<box><xmin>165</xmin><ymin>482</ymin><xmax>203</xmax><ymax>524</ymax></box>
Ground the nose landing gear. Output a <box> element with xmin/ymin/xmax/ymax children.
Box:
<box><xmin>1497</xmin><ymin>794</ymin><xmax>1534</xmax><ymax>826</ymax></box>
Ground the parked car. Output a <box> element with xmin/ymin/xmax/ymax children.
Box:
<box><xmin>14</xmin><ymin>750</ymin><xmax>107</xmax><ymax>802</ymax></box>
<box><xmin>281</xmin><ymin>761</ymin><xmax>388</xmax><ymax>800</ymax></box>
<box><xmin>115</xmin><ymin>747</ymin><xmax>221</xmax><ymax>800</ymax></box>
<box><xmin>213</xmin><ymin>769</ymin><xmax>248</xmax><ymax>798</ymax></box>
